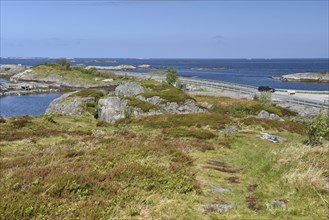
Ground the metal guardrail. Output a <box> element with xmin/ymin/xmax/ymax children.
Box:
<box><xmin>181</xmin><ymin>78</ymin><xmax>329</xmax><ymax>109</ymax></box>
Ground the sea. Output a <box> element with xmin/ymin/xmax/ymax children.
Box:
<box><xmin>0</xmin><ymin>58</ymin><xmax>328</xmax><ymax>117</ymax></box>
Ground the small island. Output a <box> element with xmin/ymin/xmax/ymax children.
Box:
<box><xmin>273</xmin><ymin>72</ymin><xmax>329</xmax><ymax>83</ymax></box>
<box><xmin>191</xmin><ymin>67</ymin><xmax>226</xmax><ymax>71</ymax></box>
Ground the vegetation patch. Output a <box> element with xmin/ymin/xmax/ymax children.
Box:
<box><xmin>163</xmin><ymin>127</ymin><xmax>217</xmax><ymax>139</ymax></box>
<box><xmin>131</xmin><ymin>113</ymin><xmax>231</xmax><ymax>129</ymax></box>
<box><xmin>240</xmin><ymin>117</ymin><xmax>307</xmax><ymax>134</ymax></box>
<box><xmin>69</xmin><ymin>90</ymin><xmax>104</xmax><ymax>100</ymax></box>
<box><xmin>194</xmin><ymin>95</ymin><xmax>297</xmax><ymax>117</ymax></box>
<box><xmin>140</xmin><ymin>80</ymin><xmax>189</xmax><ymax>104</ymax></box>
<box><xmin>126</xmin><ymin>97</ymin><xmax>160</xmax><ymax>112</ymax></box>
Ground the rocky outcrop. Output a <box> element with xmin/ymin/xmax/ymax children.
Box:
<box><xmin>0</xmin><ymin>64</ymin><xmax>26</xmax><ymax>77</ymax></box>
<box><xmin>86</xmin><ymin>65</ymin><xmax>136</xmax><ymax>71</ymax></box>
<box><xmin>115</xmin><ymin>82</ymin><xmax>144</xmax><ymax>97</ymax></box>
<box><xmin>203</xmin><ymin>204</ymin><xmax>234</xmax><ymax>213</ymax></box>
<box><xmin>0</xmin><ymin>82</ymin><xmax>58</xmax><ymax>96</ymax></box>
<box><xmin>258</xmin><ymin>133</ymin><xmax>287</xmax><ymax>143</ymax></box>
<box><xmin>98</xmin><ymin>96</ymin><xmax>128</xmax><ymax>122</ymax></box>
<box><xmin>137</xmin><ymin>64</ymin><xmax>151</xmax><ymax>69</ymax></box>
<box><xmin>97</xmin><ymin>82</ymin><xmax>206</xmax><ymax>122</ymax></box>
<box><xmin>46</xmin><ymin>92</ymin><xmax>95</xmax><ymax>116</ymax></box>
<box><xmin>273</xmin><ymin>72</ymin><xmax>329</xmax><ymax>83</ymax></box>
<box><xmin>160</xmin><ymin>99</ymin><xmax>205</xmax><ymax>114</ymax></box>
<box><xmin>257</xmin><ymin>110</ymin><xmax>284</xmax><ymax>121</ymax></box>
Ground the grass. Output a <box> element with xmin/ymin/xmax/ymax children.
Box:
<box><xmin>1</xmin><ymin>94</ymin><xmax>328</xmax><ymax>219</ymax></box>
<box><xmin>194</xmin><ymin>95</ymin><xmax>297</xmax><ymax>117</ymax></box>
<box><xmin>140</xmin><ymin>80</ymin><xmax>189</xmax><ymax>104</ymax></box>
<box><xmin>126</xmin><ymin>97</ymin><xmax>160</xmax><ymax>112</ymax></box>
<box><xmin>30</xmin><ymin>64</ymin><xmax>114</xmax><ymax>86</ymax></box>
<box><xmin>146</xmin><ymin>71</ymin><xmax>166</xmax><ymax>75</ymax></box>
<box><xmin>129</xmin><ymin>112</ymin><xmax>232</xmax><ymax>130</ymax></box>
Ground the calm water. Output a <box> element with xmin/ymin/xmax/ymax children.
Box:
<box><xmin>1</xmin><ymin>58</ymin><xmax>328</xmax><ymax>91</ymax></box>
<box><xmin>0</xmin><ymin>93</ymin><xmax>62</xmax><ymax>118</ymax></box>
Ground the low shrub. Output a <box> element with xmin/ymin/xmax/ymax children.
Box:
<box><xmin>127</xmin><ymin>97</ymin><xmax>160</xmax><ymax>112</ymax></box>
<box><xmin>140</xmin><ymin>80</ymin><xmax>189</xmax><ymax>104</ymax></box>
<box><xmin>304</xmin><ymin>111</ymin><xmax>329</xmax><ymax>146</ymax></box>
<box><xmin>10</xmin><ymin>116</ymin><xmax>32</xmax><ymax>128</ymax></box>
<box><xmin>0</xmin><ymin>116</ymin><xmax>6</xmax><ymax>123</ymax></box>
<box><xmin>163</xmin><ymin>127</ymin><xmax>217</xmax><ymax>139</ymax></box>
<box><xmin>240</xmin><ymin>117</ymin><xmax>307</xmax><ymax>134</ymax></box>
<box><xmin>132</xmin><ymin>113</ymin><xmax>231</xmax><ymax>129</ymax></box>
<box><xmin>70</xmin><ymin>90</ymin><xmax>104</xmax><ymax>100</ymax></box>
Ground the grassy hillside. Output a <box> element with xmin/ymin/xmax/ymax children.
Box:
<box><xmin>0</xmin><ymin>96</ymin><xmax>328</xmax><ymax>219</ymax></box>
<box><xmin>27</xmin><ymin>64</ymin><xmax>121</xmax><ymax>86</ymax></box>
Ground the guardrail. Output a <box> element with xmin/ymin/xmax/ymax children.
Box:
<box><xmin>181</xmin><ymin>78</ymin><xmax>329</xmax><ymax>109</ymax></box>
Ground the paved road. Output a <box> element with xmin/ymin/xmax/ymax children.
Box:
<box><xmin>114</xmin><ymin>71</ymin><xmax>329</xmax><ymax>109</ymax></box>
<box><xmin>180</xmin><ymin>78</ymin><xmax>329</xmax><ymax>109</ymax></box>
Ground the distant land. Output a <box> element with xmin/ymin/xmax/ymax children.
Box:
<box><xmin>273</xmin><ymin>72</ymin><xmax>329</xmax><ymax>83</ymax></box>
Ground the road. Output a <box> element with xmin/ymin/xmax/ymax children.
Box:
<box><xmin>114</xmin><ymin>71</ymin><xmax>329</xmax><ymax>109</ymax></box>
<box><xmin>179</xmin><ymin>78</ymin><xmax>329</xmax><ymax>109</ymax></box>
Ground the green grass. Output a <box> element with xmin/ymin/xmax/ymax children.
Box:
<box><xmin>140</xmin><ymin>80</ymin><xmax>189</xmax><ymax>104</ymax></box>
<box><xmin>126</xmin><ymin>97</ymin><xmax>160</xmax><ymax>112</ymax></box>
<box><xmin>69</xmin><ymin>90</ymin><xmax>105</xmax><ymax>99</ymax></box>
<box><xmin>1</xmin><ymin>94</ymin><xmax>328</xmax><ymax>219</ymax></box>
<box><xmin>195</xmin><ymin>95</ymin><xmax>297</xmax><ymax>117</ymax></box>
<box><xmin>129</xmin><ymin>112</ymin><xmax>232</xmax><ymax>130</ymax></box>
<box><xmin>146</xmin><ymin>71</ymin><xmax>166</xmax><ymax>75</ymax></box>
<box><xmin>31</xmin><ymin>64</ymin><xmax>111</xmax><ymax>85</ymax></box>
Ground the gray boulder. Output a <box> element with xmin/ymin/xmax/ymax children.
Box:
<box><xmin>98</xmin><ymin>96</ymin><xmax>128</xmax><ymax>122</ymax></box>
<box><xmin>209</xmin><ymin>184</ymin><xmax>232</xmax><ymax>193</ymax></box>
<box><xmin>257</xmin><ymin>110</ymin><xmax>284</xmax><ymax>121</ymax></box>
<box><xmin>161</xmin><ymin>99</ymin><xmax>206</xmax><ymax>114</ymax></box>
<box><xmin>146</xmin><ymin>96</ymin><xmax>162</xmax><ymax>105</ymax></box>
<box><xmin>46</xmin><ymin>92</ymin><xmax>95</xmax><ymax>116</ymax></box>
<box><xmin>203</xmin><ymin>204</ymin><xmax>234</xmax><ymax>213</ymax></box>
<box><xmin>115</xmin><ymin>82</ymin><xmax>144</xmax><ymax>97</ymax></box>
<box><xmin>218</xmin><ymin>125</ymin><xmax>238</xmax><ymax>133</ymax></box>
<box><xmin>271</xmin><ymin>200</ymin><xmax>287</xmax><ymax>209</ymax></box>
<box><xmin>258</xmin><ymin>133</ymin><xmax>287</xmax><ymax>143</ymax></box>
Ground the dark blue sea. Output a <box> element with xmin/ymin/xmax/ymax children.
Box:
<box><xmin>0</xmin><ymin>58</ymin><xmax>328</xmax><ymax>117</ymax></box>
<box><xmin>1</xmin><ymin>57</ymin><xmax>328</xmax><ymax>91</ymax></box>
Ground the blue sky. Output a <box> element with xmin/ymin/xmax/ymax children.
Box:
<box><xmin>1</xmin><ymin>0</ymin><xmax>328</xmax><ymax>58</ymax></box>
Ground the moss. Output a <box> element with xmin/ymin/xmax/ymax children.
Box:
<box><xmin>69</xmin><ymin>90</ymin><xmax>104</xmax><ymax>99</ymax></box>
<box><xmin>140</xmin><ymin>80</ymin><xmax>189</xmax><ymax>104</ymax></box>
<box><xmin>126</xmin><ymin>97</ymin><xmax>160</xmax><ymax>112</ymax></box>
<box><xmin>131</xmin><ymin>113</ymin><xmax>231</xmax><ymax>129</ymax></box>
<box><xmin>9</xmin><ymin>116</ymin><xmax>32</xmax><ymax>128</ymax></box>
<box><xmin>240</xmin><ymin>117</ymin><xmax>307</xmax><ymax>135</ymax></box>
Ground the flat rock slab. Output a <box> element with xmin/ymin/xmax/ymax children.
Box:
<box><xmin>208</xmin><ymin>184</ymin><xmax>232</xmax><ymax>193</ymax></box>
<box><xmin>204</xmin><ymin>204</ymin><xmax>234</xmax><ymax>213</ymax></box>
<box><xmin>258</xmin><ymin>133</ymin><xmax>287</xmax><ymax>143</ymax></box>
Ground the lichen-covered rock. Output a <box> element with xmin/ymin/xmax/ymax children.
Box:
<box><xmin>46</xmin><ymin>92</ymin><xmax>95</xmax><ymax>116</ymax></box>
<box><xmin>98</xmin><ymin>96</ymin><xmax>128</xmax><ymax>122</ymax></box>
<box><xmin>161</xmin><ymin>99</ymin><xmax>206</xmax><ymax>114</ymax></box>
<box><xmin>146</xmin><ymin>96</ymin><xmax>162</xmax><ymax>105</ymax></box>
<box><xmin>257</xmin><ymin>110</ymin><xmax>284</xmax><ymax>121</ymax></box>
<box><xmin>203</xmin><ymin>204</ymin><xmax>234</xmax><ymax>213</ymax></box>
<box><xmin>115</xmin><ymin>82</ymin><xmax>144</xmax><ymax>97</ymax></box>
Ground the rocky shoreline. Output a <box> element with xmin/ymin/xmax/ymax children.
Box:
<box><xmin>273</xmin><ymin>72</ymin><xmax>329</xmax><ymax>83</ymax></box>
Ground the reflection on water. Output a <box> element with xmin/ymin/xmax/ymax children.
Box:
<box><xmin>0</xmin><ymin>93</ymin><xmax>62</xmax><ymax>118</ymax></box>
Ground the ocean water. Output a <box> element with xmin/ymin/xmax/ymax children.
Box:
<box><xmin>0</xmin><ymin>93</ymin><xmax>62</xmax><ymax>118</ymax></box>
<box><xmin>1</xmin><ymin>58</ymin><xmax>328</xmax><ymax>91</ymax></box>
<box><xmin>0</xmin><ymin>58</ymin><xmax>328</xmax><ymax>117</ymax></box>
